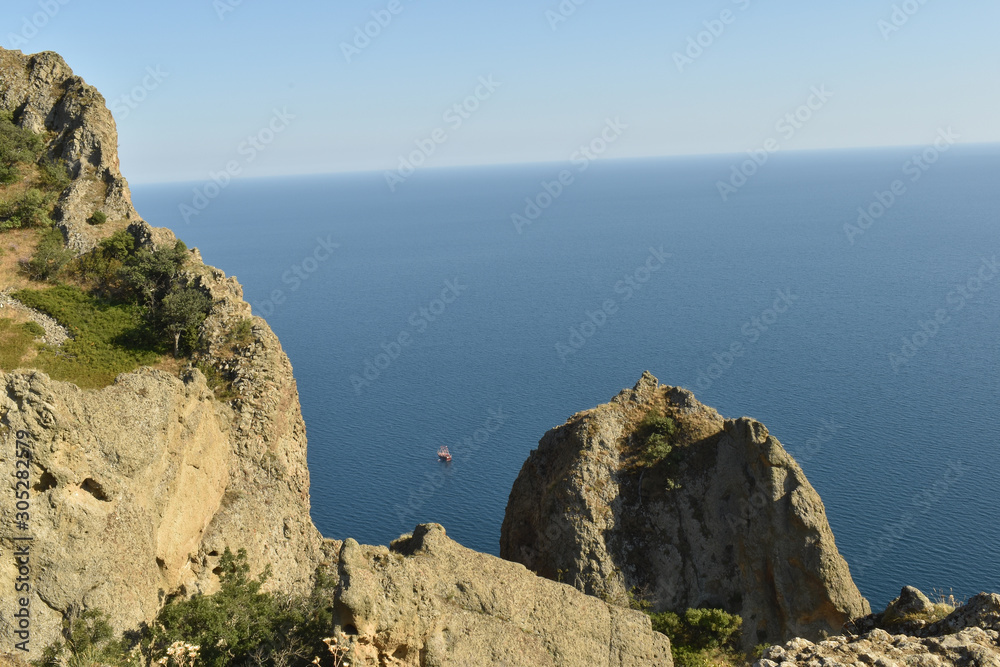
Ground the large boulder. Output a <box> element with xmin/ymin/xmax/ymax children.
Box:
<box><xmin>501</xmin><ymin>372</ymin><xmax>870</xmax><ymax>649</ymax></box>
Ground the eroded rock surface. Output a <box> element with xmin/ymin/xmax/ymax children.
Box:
<box><xmin>333</xmin><ymin>523</ymin><xmax>672</xmax><ymax>667</ymax></box>
<box><xmin>0</xmin><ymin>47</ymin><xmax>139</xmax><ymax>251</ymax></box>
<box><xmin>760</xmin><ymin>592</ymin><xmax>1000</xmax><ymax>667</ymax></box>
<box><xmin>501</xmin><ymin>372</ymin><xmax>870</xmax><ymax>649</ymax></box>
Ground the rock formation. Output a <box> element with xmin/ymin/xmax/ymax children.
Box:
<box><xmin>0</xmin><ymin>48</ymin><xmax>326</xmax><ymax>656</ymax></box>
<box><xmin>2</xmin><ymin>48</ymin><xmax>671</xmax><ymax>665</ymax></box>
<box><xmin>332</xmin><ymin>523</ymin><xmax>672</xmax><ymax>666</ymax></box>
<box><xmin>501</xmin><ymin>371</ymin><xmax>870</xmax><ymax>649</ymax></box>
<box><xmin>0</xmin><ymin>48</ymin><xmax>138</xmax><ymax>251</ymax></box>
<box><xmin>759</xmin><ymin>589</ymin><xmax>1000</xmax><ymax>667</ymax></box>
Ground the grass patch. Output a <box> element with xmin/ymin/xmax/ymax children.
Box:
<box><xmin>0</xmin><ymin>317</ymin><xmax>40</xmax><ymax>372</ymax></box>
<box><xmin>12</xmin><ymin>284</ymin><xmax>164</xmax><ymax>389</ymax></box>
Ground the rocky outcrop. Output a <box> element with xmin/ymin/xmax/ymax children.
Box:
<box><xmin>0</xmin><ymin>47</ymin><xmax>139</xmax><ymax>251</ymax></box>
<box><xmin>501</xmin><ymin>372</ymin><xmax>870</xmax><ymax>650</ymax></box>
<box><xmin>760</xmin><ymin>591</ymin><xmax>1000</xmax><ymax>667</ymax></box>
<box><xmin>332</xmin><ymin>523</ymin><xmax>672</xmax><ymax>667</ymax></box>
<box><xmin>0</xmin><ymin>49</ymin><xmax>326</xmax><ymax>656</ymax></box>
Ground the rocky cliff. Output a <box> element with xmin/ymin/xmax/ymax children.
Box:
<box><xmin>501</xmin><ymin>372</ymin><xmax>871</xmax><ymax>649</ymax></box>
<box><xmin>332</xmin><ymin>523</ymin><xmax>672</xmax><ymax>666</ymax></box>
<box><xmin>0</xmin><ymin>48</ymin><xmax>138</xmax><ymax>251</ymax></box>
<box><xmin>1</xmin><ymin>48</ymin><xmax>672</xmax><ymax>666</ymax></box>
<box><xmin>0</xmin><ymin>48</ymin><xmax>325</xmax><ymax>655</ymax></box>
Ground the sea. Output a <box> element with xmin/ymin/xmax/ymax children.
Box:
<box><xmin>131</xmin><ymin>145</ymin><xmax>1000</xmax><ymax>610</ymax></box>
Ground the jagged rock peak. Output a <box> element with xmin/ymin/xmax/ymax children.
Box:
<box><xmin>501</xmin><ymin>372</ymin><xmax>870</xmax><ymax>650</ymax></box>
<box><xmin>0</xmin><ymin>47</ymin><xmax>139</xmax><ymax>250</ymax></box>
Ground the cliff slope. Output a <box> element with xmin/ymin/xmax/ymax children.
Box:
<box><xmin>0</xmin><ymin>48</ymin><xmax>325</xmax><ymax>655</ymax></box>
<box><xmin>501</xmin><ymin>372</ymin><xmax>870</xmax><ymax>649</ymax></box>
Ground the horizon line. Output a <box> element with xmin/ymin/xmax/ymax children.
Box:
<box><xmin>126</xmin><ymin>140</ymin><xmax>1000</xmax><ymax>187</ymax></box>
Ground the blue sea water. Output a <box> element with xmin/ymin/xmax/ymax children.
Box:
<box><xmin>132</xmin><ymin>145</ymin><xmax>1000</xmax><ymax>609</ymax></box>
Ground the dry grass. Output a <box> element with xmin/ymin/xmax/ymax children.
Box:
<box><xmin>0</xmin><ymin>315</ymin><xmax>40</xmax><ymax>372</ymax></box>
<box><xmin>0</xmin><ymin>227</ymin><xmax>44</xmax><ymax>291</ymax></box>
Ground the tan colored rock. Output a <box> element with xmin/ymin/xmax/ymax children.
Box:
<box><xmin>501</xmin><ymin>372</ymin><xmax>870</xmax><ymax>649</ymax></box>
<box><xmin>762</xmin><ymin>595</ymin><xmax>1000</xmax><ymax>667</ymax></box>
<box><xmin>0</xmin><ymin>49</ymin><xmax>324</xmax><ymax>657</ymax></box>
<box><xmin>0</xmin><ymin>47</ymin><xmax>139</xmax><ymax>251</ymax></box>
<box><xmin>333</xmin><ymin>523</ymin><xmax>672</xmax><ymax>667</ymax></box>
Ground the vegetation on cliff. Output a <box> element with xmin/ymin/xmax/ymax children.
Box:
<box><xmin>35</xmin><ymin>549</ymin><xmax>342</xmax><ymax>667</ymax></box>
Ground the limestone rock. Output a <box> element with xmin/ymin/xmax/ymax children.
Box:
<box><xmin>763</xmin><ymin>594</ymin><xmax>1000</xmax><ymax>667</ymax></box>
<box><xmin>0</xmin><ymin>47</ymin><xmax>139</xmax><ymax>251</ymax></box>
<box><xmin>0</xmin><ymin>49</ymin><xmax>324</xmax><ymax>656</ymax></box>
<box><xmin>501</xmin><ymin>372</ymin><xmax>870</xmax><ymax>649</ymax></box>
<box><xmin>333</xmin><ymin>523</ymin><xmax>672</xmax><ymax>667</ymax></box>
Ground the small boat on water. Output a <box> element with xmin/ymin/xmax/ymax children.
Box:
<box><xmin>437</xmin><ymin>446</ymin><xmax>452</xmax><ymax>462</ymax></box>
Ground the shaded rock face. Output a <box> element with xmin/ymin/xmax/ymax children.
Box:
<box><xmin>333</xmin><ymin>523</ymin><xmax>673</xmax><ymax>667</ymax></box>
<box><xmin>0</xmin><ymin>47</ymin><xmax>138</xmax><ymax>251</ymax></box>
<box><xmin>760</xmin><ymin>592</ymin><xmax>1000</xmax><ymax>667</ymax></box>
<box><xmin>501</xmin><ymin>372</ymin><xmax>870</xmax><ymax>650</ymax></box>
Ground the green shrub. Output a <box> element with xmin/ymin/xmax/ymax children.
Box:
<box><xmin>13</xmin><ymin>284</ymin><xmax>162</xmax><ymax>388</ymax></box>
<box><xmin>24</xmin><ymin>227</ymin><xmax>72</xmax><ymax>280</ymax></box>
<box><xmin>0</xmin><ymin>110</ymin><xmax>44</xmax><ymax>184</ymax></box>
<box><xmin>37</xmin><ymin>156</ymin><xmax>72</xmax><ymax>192</ymax></box>
<box><xmin>650</xmin><ymin>607</ymin><xmax>744</xmax><ymax>667</ymax></box>
<box><xmin>117</xmin><ymin>240</ymin><xmax>189</xmax><ymax>309</ymax></box>
<box><xmin>34</xmin><ymin>609</ymin><xmax>127</xmax><ymax>667</ymax></box>
<box><xmin>1</xmin><ymin>188</ymin><xmax>55</xmax><ymax>230</ymax></box>
<box><xmin>227</xmin><ymin>317</ymin><xmax>255</xmax><ymax>346</ymax></box>
<box><xmin>87</xmin><ymin>210</ymin><xmax>107</xmax><ymax>225</ymax></box>
<box><xmin>72</xmin><ymin>229</ymin><xmax>136</xmax><ymax>286</ymax></box>
<box><xmin>160</xmin><ymin>284</ymin><xmax>212</xmax><ymax>357</ymax></box>
<box><xmin>637</xmin><ymin>408</ymin><xmax>678</xmax><ymax>467</ymax></box>
<box><xmin>149</xmin><ymin>548</ymin><xmax>336</xmax><ymax>667</ymax></box>
<box><xmin>22</xmin><ymin>320</ymin><xmax>45</xmax><ymax>337</ymax></box>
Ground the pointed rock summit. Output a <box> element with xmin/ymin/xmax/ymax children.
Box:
<box><xmin>501</xmin><ymin>372</ymin><xmax>870</xmax><ymax>648</ymax></box>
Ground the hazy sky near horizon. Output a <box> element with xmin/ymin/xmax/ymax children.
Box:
<box><xmin>3</xmin><ymin>0</ymin><xmax>998</xmax><ymax>184</ymax></box>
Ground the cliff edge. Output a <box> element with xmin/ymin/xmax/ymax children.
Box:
<box><xmin>0</xmin><ymin>48</ymin><xmax>326</xmax><ymax>655</ymax></box>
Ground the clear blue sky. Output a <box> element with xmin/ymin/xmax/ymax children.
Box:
<box><xmin>4</xmin><ymin>0</ymin><xmax>998</xmax><ymax>183</ymax></box>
